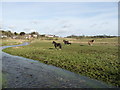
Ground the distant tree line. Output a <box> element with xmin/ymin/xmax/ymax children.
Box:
<box><xmin>90</xmin><ymin>35</ymin><xmax>117</xmax><ymax>38</ymax></box>
<box><xmin>0</xmin><ymin>30</ymin><xmax>40</xmax><ymax>37</ymax></box>
<box><xmin>1</xmin><ymin>30</ymin><xmax>118</xmax><ymax>39</ymax></box>
<box><xmin>66</xmin><ymin>35</ymin><xmax>85</xmax><ymax>39</ymax></box>
<box><xmin>1</xmin><ymin>30</ymin><xmax>14</xmax><ymax>37</ymax></box>
<box><xmin>66</xmin><ymin>35</ymin><xmax>118</xmax><ymax>39</ymax></box>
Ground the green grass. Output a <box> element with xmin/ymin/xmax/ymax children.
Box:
<box><xmin>3</xmin><ymin>38</ymin><xmax>120</xmax><ymax>87</ymax></box>
<box><xmin>0</xmin><ymin>39</ymin><xmax>30</xmax><ymax>46</ymax></box>
<box><xmin>0</xmin><ymin>73</ymin><xmax>2</xmax><ymax>89</ymax></box>
<box><xmin>2</xmin><ymin>73</ymin><xmax>7</xmax><ymax>88</ymax></box>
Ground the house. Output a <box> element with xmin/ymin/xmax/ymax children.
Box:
<box><xmin>28</xmin><ymin>35</ymin><xmax>32</xmax><ymax>38</ymax></box>
<box><xmin>0</xmin><ymin>35</ymin><xmax>7</xmax><ymax>38</ymax></box>
<box><xmin>24</xmin><ymin>34</ymin><xmax>38</xmax><ymax>39</ymax></box>
<box><xmin>32</xmin><ymin>34</ymin><xmax>38</xmax><ymax>38</ymax></box>
<box><xmin>12</xmin><ymin>36</ymin><xmax>18</xmax><ymax>39</ymax></box>
<box><xmin>24</xmin><ymin>35</ymin><xmax>32</xmax><ymax>39</ymax></box>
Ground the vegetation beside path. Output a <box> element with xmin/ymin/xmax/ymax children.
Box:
<box><xmin>2</xmin><ymin>37</ymin><xmax>120</xmax><ymax>87</ymax></box>
<box><xmin>0</xmin><ymin>38</ymin><xmax>32</xmax><ymax>46</ymax></box>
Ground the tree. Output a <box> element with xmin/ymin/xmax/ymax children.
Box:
<box><xmin>30</xmin><ymin>32</ymin><xmax>39</xmax><ymax>35</ymax></box>
<box><xmin>29</xmin><ymin>32</ymin><xmax>39</xmax><ymax>38</ymax></box>
<box><xmin>20</xmin><ymin>32</ymin><xmax>25</xmax><ymax>36</ymax></box>
<box><xmin>6</xmin><ymin>31</ymin><xmax>14</xmax><ymax>37</ymax></box>
<box><xmin>14</xmin><ymin>32</ymin><xmax>18</xmax><ymax>35</ymax></box>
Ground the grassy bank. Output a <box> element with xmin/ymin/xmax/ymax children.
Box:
<box><xmin>3</xmin><ymin>37</ymin><xmax>120</xmax><ymax>87</ymax></box>
<box><xmin>1</xmin><ymin>38</ymin><xmax>30</xmax><ymax>88</ymax></box>
<box><xmin>0</xmin><ymin>39</ymin><xmax>31</xmax><ymax>46</ymax></box>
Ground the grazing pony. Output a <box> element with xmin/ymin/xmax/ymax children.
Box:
<box><xmin>63</xmin><ymin>40</ymin><xmax>71</xmax><ymax>45</ymax></box>
<box><xmin>52</xmin><ymin>41</ymin><xmax>62</xmax><ymax>49</ymax></box>
<box><xmin>88</xmin><ymin>40</ymin><xmax>95</xmax><ymax>46</ymax></box>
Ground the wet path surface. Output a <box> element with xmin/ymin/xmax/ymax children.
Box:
<box><xmin>2</xmin><ymin>42</ymin><xmax>114</xmax><ymax>88</ymax></box>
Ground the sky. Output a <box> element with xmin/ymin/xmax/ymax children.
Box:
<box><xmin>0</xmin><ymin>2</ymin><xmax>118</xmax><ymax>37</ymax></box>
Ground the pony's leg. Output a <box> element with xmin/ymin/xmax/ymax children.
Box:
<box><xmin>59</xmin><ymin>45</ymin><xmax>62</xmax><ymax>50</ymax></box>
<box><xmin>91</xmin><ymin>42</ymin><xmax>93</xmax><ymax>46</ymax></box>
<box><xmin>88</xmin><ymin>42</ymin><xmax>91</xmax><ymax>45</ymax></box>
<box><xmin>54</xmin><ymin>45</ymin><xmax>57</xmax><ymax>49</ymax></box>
<box><xmin>55</xmin><ymin>46</ymin><xmax>59</xmax><ymax>50</ymax></box>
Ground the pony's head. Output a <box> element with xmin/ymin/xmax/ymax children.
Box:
<box><xmin>52</xmin><ymin>41</ymin><xmax>56</xmax><ymax>44</ymax></box>
<box><xmin>91</xmin><ymin>40</ymin><xmax>95</xmax><ymax>42</ymax></box>
<box><xmin>63</xmin><ymin>40</ymin><xmax>65</xmax><ymax>42</ymax></box>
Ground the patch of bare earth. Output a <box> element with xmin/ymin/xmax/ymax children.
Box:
<box><xmin>13</xmin><ymin>47</ymin><xmax>23</xmax><ymax>49</ymax></box>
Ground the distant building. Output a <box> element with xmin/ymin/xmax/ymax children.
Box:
<box><xmin>28</xmin><ymin>35</ymin><xmax>32</xmax><ymax>38</ymax></box>
<box><xmin>32</xmin><ymin>34</ymin><xmax>38</xmax><ymax>38</ymax></box>
<box><xmin>24</xmin><ymin>34</ymin><xmax>38</xmax><ymax>39</ymax></box>
<box><xmin>12</xmin><ymin>36</ymin><xmax>18</xmax><ymax>39</ymax></box>
<box><xmin>0</xmin><ymin>35</ymin><xmax>7</xmax><ymax>38</ymax></box>
<box><xmin>24</xmin><ymin>35</ymin><xmax>32</xmax><ymax>39</ymax></box>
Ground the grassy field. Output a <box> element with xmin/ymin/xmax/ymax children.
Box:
<box><xmin>2</xmin><ymin>37</ymin><xmax>120</xmax><ymax>87</ymax></box>
<box><xmin>0</xmin><ymin>38</ymin><xmax>30</xmax><ymax>46</ymax></box>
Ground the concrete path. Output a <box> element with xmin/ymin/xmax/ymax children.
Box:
<box><xmin>1</xmin><ymin>42</ymin><xmax>114</xmax><ymax>88</ymax></box>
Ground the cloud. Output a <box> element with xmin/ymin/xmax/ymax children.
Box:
<box><xmin>8</xmin><ymin>25</ymin><xmax>16</xmax><ymax>29</ymax></box>
<box><xmin>0</xmin><ymin>24</ymin><xmax>3</xmax><ymax>29</ymax></box>
<box><xmin>31</xmin><ymin>20</ymin><xmax>40</xmax><ymax>24</ymax></box>
<box><xmin>24</xmin><ymin>28</ymin><xmax>37</xmax><ymax>33</ymax></box>
<box><xmin>7</xmin><ymin>13</ymin><xmax>118</xmax><ymax>36</ymax></box>
<box><xmin>4</xmin><ymin>12</ymin><xmax>117</xmax><ymax>36</ymax></box>
<box><xmin>54</xmin><ymin>29</ymin><xmax>69</xmax><ymax>34</ymax></box>
<box><xmin>3</xmin><ymin>2</ymin><xmax>118</xmax><ymax>36</ymax></box>
<box><xmin>90</xmin><ymin>24</ymin><xmax>97</xmax><ymax>27</ymax></box>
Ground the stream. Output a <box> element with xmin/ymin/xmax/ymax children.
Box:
<box><xmin>1</xmin><ymin>42</ymin><xmax>115</xmax><ymax>88</ymax></box>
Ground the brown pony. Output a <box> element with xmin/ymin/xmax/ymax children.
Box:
<box><xmin>88</xmin><ymin>40</ymin><xmax>95</xmax><ymax>46</ymax></box>
<box><xmin>63</xmin><ymin>40</ymin><xmax>71</xmax><ymax>45</ymax></box>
